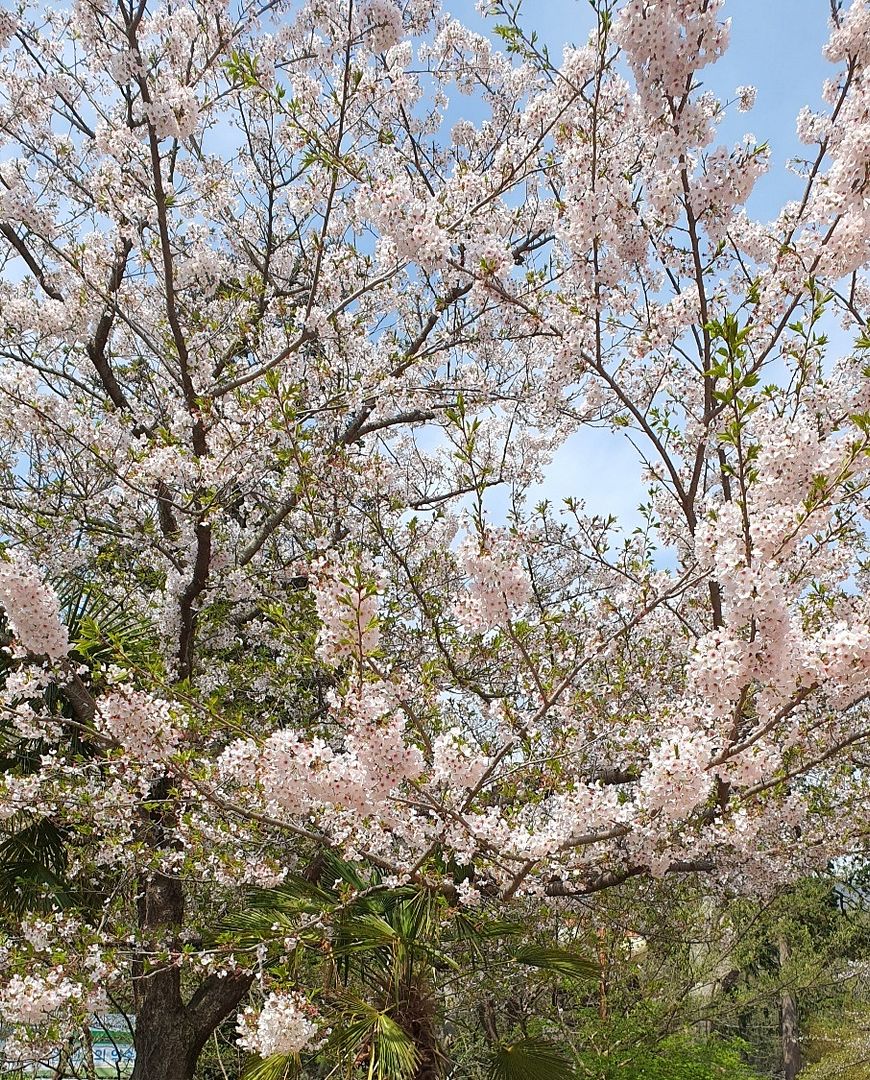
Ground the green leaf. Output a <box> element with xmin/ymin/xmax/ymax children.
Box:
<box><xmin>370</xmin><ymin>1011</ymin><xmax>418</xmax><ymax>1079</ymax></box>
<box><xmin>488</xmin><ymin>1038</ymin><xmax>575</xmax><ymax>1080</ymax></box>
<box><xmin>55</xmin><ymin>576</ymin><xmax>158</xmax><ymax>666</ymax></box>
<box><xmin>0</xmin><ymin>817</ymin><xmax>75</xmax><ymax>914</ymax></box>
<box><xmin>452</xmin><ymin>913</ymin><xmax>524</xmax><ymax>956</ymax></box>
<box><xmin>241</xmin><ymin>1053</ymin><xmax>299</xmax><ymax>1080</ymax></box>
<box><xmin>319</xmin><ymin>848</ymin><xmax>369</xmax><ymax>891</ymax></box>
<box><xmin>512</xmin><ymin>945</ymin><xmax>598</xmax><ymax>980</ymax></box>
<box><xmin>335</xmin><ymin>912</ymin><xmax>399</xmax><ymax>952</ymax></box>
<box><xmin>329</xmin><ymin>993</ymin><xmax>418</xmax><ymax>1080</ymax></box>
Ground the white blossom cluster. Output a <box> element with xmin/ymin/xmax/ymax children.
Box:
<box><xmin>0</xmin><ymin>552</ymin><xmax>69</xmax><ymax>660</ymax></box>
<box><xmin>96</xmin><ymin>688</ymin><xmax>181</xmax><ymax>762</ymax></box>
<box><xmin>236</xmin><ymin>991</ymin><xmax>320</xmax><ymax>1057</ymax></box>
<box><xmin>0</xmin><ymin>966</ymin><xmax>102</xmax><ymax>1026</ymax></box>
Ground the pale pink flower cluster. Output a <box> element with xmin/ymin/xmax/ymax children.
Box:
<box><xmin>359</xmin><ymin>0</ymin><xmax>403</xmax><ymax>52</ymax></box>
<box><xmin>719</xmin><ymin>741</ymin><xmax>779</xmax><ymax>789</ymax></box>
<box><xmin>0</xmin><ymin>916</ymin><xmax>110</xmax><ymax>1059</ymax></box>
<box><xmin>0</xmin><ymin>970</ymin><xmax>87</xmax><ymax>1025</ymax></box>
<box><xmin>688</xmin><ymin>628</ymin><xmax>753</xmax><ymax>716</ymax></box>
<box><xmin>145</xmin><ymin>78</ymin><xmax>200</xmax><ymax>140</ymax></box>
<box><xmin>456</xmin><ymin>878</ymin><xmax>482</xmax><ymax>906</ymax></box>
<box><xmin>796</xmin><ymin>105</ymin><xmax>828</xmax><ymax>146</ymax></box>
<box><xmin>634</xmin><ymin>291</ymin><xmax>700</xmax><ymax>356</ymax></box>
<box><xmin>0</xmin><ymin>9</ymin><xmax>16</xmax><ymax>48</ymax></box>
<box><xmin>807</xmin><ymin>622</ymin><xmax>870</xmax><ymax>699</ymax></box>
<box><xmin>311</xmin><ymin>559</ymin><xmax>383</xmax><ymax>664</ymax></box>
<box><xmin>684</xmin><ymin>397</ymin><xmax>870</xmax><ymax>774</ymax></box>
<box><xmin>556</xmin><ymin>84</ymin><xmax>646</xmax><ymax>278</ymax></box>
<box><xmin>824</xmin><ymin>0</ymin><xmax>870</xmax><ymax>66</ymax></box>
<box><xmin>21</xmin><ymin>913</ymin><xmax>84</xmax><ymax>952</ymax></box>
<box><xmin>96</xmin><ymin>688</ymin><xmax>181</xmax><ymax>762</ymax></box>
<box><xmin>220</xmin><ymin>685</ymin><xmax>424</xmax><ymax>818</ymax></box>
<box><xmin>690</xmin><ymin>137</ymin><xmax>770</xmax><ymax>231</ymax></box>
<box><xmin>639</xmin><ymin>726</ymin><xmax>715</xmax><ymax>820</ymax></box>
<box><xmin>431</xmin><ymin>728</ymin><xmax>489</xmax><ymax>789</ymax></box>
<box><xmin>615</xmin><ymin>0</ymin><xmax>730</xmax><ymax>106</ymax></box>
<box><xmin>735</xmin><ymin>85</ymin><xmax>757</xmax><ymax>112</ymax></box>
<box><xmin>752</xmin><ymin>414</ymin><xmax>842</xmax><ymax>520</ymax></box>
<box><xmin>0</xmin><ymin>174</ymin><xmax>49</xmax><ymax>233</ymax></box>
<box><xmin>455</xmin><ymin>532</ymin><xmax>532</xmax><ymax>633</ymax></box>
<box><xmin>0</xmin><ymin>773</ymin><xmax>43</xmax><ymax>820</ymax></box>
<box><xmin>236</xmin><ymin>991</ymin><xmax>319</xmax><ymax>1057</ymax></box>
<box><xmin>796</xmin><ymin>0</ymin><xmax>870</xmax><ymax>272</ymax></box>
<box><xmin>692</xmin><ymin>502</ymin><xmax>801</xmax><ymax>717</ymax></box>
<box><xmin>0</xmin><ymin>552</ymin><xmax>69</xmax><ymax>660</ymax></box>
<box><xmin>361</xmin><ymin>171</ymin><xmax>449</xmax><ymax>271</ymax></box>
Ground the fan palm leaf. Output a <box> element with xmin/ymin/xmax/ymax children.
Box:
<box><xmin>487</xmin><ymin>1037</ymin><xmax>576</xmax><ymax>1080</ymax></box>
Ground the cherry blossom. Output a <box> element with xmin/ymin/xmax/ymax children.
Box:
<box><xmin>0</xmin><ymin>553</ymin><xmax>69</xmax><ymax>660</ymax></box>
<box><xmin>236</xmin><ymin>991</ymin><xmax>321</xmax><ymax>1057</ymax></box>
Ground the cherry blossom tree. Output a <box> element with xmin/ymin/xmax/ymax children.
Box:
<box><xmin>2</xmin><ymin>0</ymin><xmax>870</xmax><ymax>1075</ymax></box>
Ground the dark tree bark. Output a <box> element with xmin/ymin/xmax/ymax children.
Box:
<box><xmin>129</xmin><ymin>870</ymin><xmax>253</xmax><ymax>1080</ymax></box>
<box><xmin>396</xmin><ymin>979</ymin><xmax>444</xmax><ymax>1080</ymax></box>
<box><xmin>596</xmin><ymin>924</ymin><xmax>609</xmax><ymax>1022</ymax></box>
<box><xmin>779</xmin><ymin>936</ymin><xmax>801</xmax><ymax>1080</ymax></box>
<box><xmin>130</xmin><ymin>965</ymin><xmax>253</xmax><ymax>1080</ymax></box>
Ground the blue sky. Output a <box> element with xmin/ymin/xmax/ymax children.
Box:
<box><xmin>440</xmin><ymin>1</ymin><xmax>845</xmax><ymax>530</ymax></box>
<box><xmin>1</xmin><ymin>1</ymin><xmax>845</xmax><ymax>537</ymax></box>
<box><xmin>446</xmin><ymin>0</ymin><xmax>835</xmax><ymax>222</ymax></box>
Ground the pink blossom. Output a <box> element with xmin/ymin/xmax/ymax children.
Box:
<box><xmin>0</xmin><ymin>552</ymin><xmax>69</xmax><ymax>660</ymax></box>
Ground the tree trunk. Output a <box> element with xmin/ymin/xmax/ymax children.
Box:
<box><xmin>129</xmin><ymin>872</ymin><xmax>253</xmax><ymax>1080</ymax></box>
<box><xmin>130</xmin><ymin>962</ymin><xmax>253</xmax><ymax>1080</ymax></box>
<box><xmin>779</xmin><ymin>936</ymin><xmax>801</xmax><ymax>1080</ymax></box>
<box><xmin>596</xmin><ymin>925</ymin><xmax>609</xmax><ymax>1022</ymax></box>
<box><xmin>129</xmin><ymin>1003</ymin><xmax>200</xmax><ymax>1080</ymax></box>
<box><xmin>130</xmin><ymin>872</ymin><xmax>195</xmax><ymax>1080</ymax></box>
<box><xmin>398</xmin><ymin>979</ymin><xmax>444</xmax><ymax>1080</ymax></box>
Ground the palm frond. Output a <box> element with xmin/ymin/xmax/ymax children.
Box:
<box><xmin>370</xmin><ymin>1010</ymin><xmax>419</xmax><ymax>1080</ymax></box>
<box><xmin>318</xmin><ymin>848</ymin><xmax>369</xmax><ymax>892</ymax></box>
<box><xmin>328</xmin><ymin>990</ymin><xmax>418</xmax><ymax>1080</ymax></box>
<box><xmin>248</xmin><ymin>876</ymin><xmax>337</xmax><ymax>910</ymax></box>
<box><xmin>54</xmin><ymin>577</ymin><xmax>157</xmax><ymax>665</ymax></box>
<box><xmin>511</xmin><ymin>945</ymin><xmax>598</xmax><ymax>981</ymax></box>
<box><xmin>215</xmin><ymin>875</ymin><xmax>339</xmax><ymax>947</ymax></box>
<box><xmin>397</xmin><ymin>885</ymin><xmax>442</xmax><ymax>938</ymax></box>
<box><xmin>452</xmin><ymin>913</ymin><xmax>524</xmax><ymax>958</ymax></box>
<box><xmin>0</xmin><ymin>817</ymin><xmax>75</xmax><ymax>914</ymax></box>
<box><xmin>240</xmin><ymin>1053</ymin><xmax>300</xmax><ymax>1080</ymax></box>
<box><xmin>333</xmin><ymin>912</ymin><xmax>399</xmax><ymax>954</ymax></box>
<box><xmin>488</xmin><ymin>1038</ymin><xmax>575</xmax><ymax>1080</ymax></box>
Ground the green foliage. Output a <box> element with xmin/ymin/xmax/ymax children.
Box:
<box><xmin>329</xmin><ymin>992</ymin><xmax>420</xmax><ymax>1080</ymax></box>
<box><xmin>576</xmin><ymin>1029</ymin><xmax>763</xmax><ymax>1080</ymax></box>
<box><xmin>802</xmin><ymin>1004</ymin><xmax>870</xmax><ymax>1079</ymax></box>
<box><xmin>512</xmin><ymin>945</ymin><xmax>599</xmax><ymax>981</ymax></box>
<box><xmin>240</xmin><ymin>1054</ymin><xmax>300</xmax><ymax>1080</ymax></box>
<box><xmin>58</xmin><ymin>575</ymin><xmax>161</xmax><ymax>671</ymax></box>
<box><xmin>222</xmin><ymin>49</ymin><xmax>261</xmax><ymax>89</ymax></box>
<box><xmin>488</xmin><ymin>1037</ymin><xmax>576</xmax><ymax>1080</ymax></box>
<box><xmin>0</xmin><ymin>575</ymin><xmax>168</xmax><ymax>917</ymax></box>
<box><xmin>0</xmin><ymin>816</ymin><xmax>73</xmax><ymax>914</ymax></box>
<box><xmin>218</xmin><ymin>854</ymin><xmax>600</xmax><ymax>1079</ymax></box>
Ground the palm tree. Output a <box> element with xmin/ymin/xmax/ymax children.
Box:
<box><xmin>221</xmin><ymin>851</ymin><xmax>596</xmax><ymax>1080</ymax></box>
